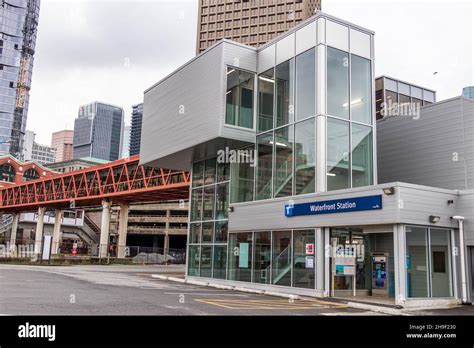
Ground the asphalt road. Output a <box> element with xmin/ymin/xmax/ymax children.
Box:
<box><xmin>0</xmin><ymin>264</ymin><xmax>374</xmax><ymax>316</ymax></box>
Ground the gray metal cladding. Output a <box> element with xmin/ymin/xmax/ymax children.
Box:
<box><xmin>140</xmin><ymin>41</ymin><xmax>258</xmax><ymax>168</ymax></box>
<box><xmin>141</xmin><ymin>44</ymin><xmax>224</xmax><ymax>167</ymax></box>
<box><xmin>228</xmin><ymin>183</ymin><xmax>459</xmax><ymax>232</ymax></box>
<box><xmin>377</xmin><ymin>97</ymin><xmax>474</xmax><ymax>190</ymax></box>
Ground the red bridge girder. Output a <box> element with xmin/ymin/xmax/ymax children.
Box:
<box><xmin>0</xmin><ymin>155</ymin><xmax>190</xmax><ymax>213</ymax></box>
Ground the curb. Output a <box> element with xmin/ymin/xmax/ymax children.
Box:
<box><xmin>347</xmin><ymin>301</ymin><xmax>409</xmax><ymax>316</ymax></box>
<box><xmin>150</xmin><ymin>274</ymin><xmax>403</xmax><ymax>313</ymax></box>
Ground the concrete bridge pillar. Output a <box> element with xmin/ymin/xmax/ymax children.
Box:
<box><xmin>51</xmin><ymin>209</ymin><xmax>62</xmax><ymax>255</ymax></box>
<box><xmin>117</xmin><ymin>203</ymin><xmax>129</xmax><ymax>259</ymax></box>
<box><xmin>9</xmin><ymin>213</ymin><xmax>19</xmax><ymax>251</ymax></box>
<box><xmin>164</xmin><ymin>232</ymin><xmax>170</xmax><ymax>261</ymax></box>
<box><xmin>99</xmin><ymin>200</ymin><xmax>111</xmax><ymax>258</ymax></box>
<box><xmin>34</xmin><ymin>207</ymin><xmax>46</xmax><ymax>257</ymax></box>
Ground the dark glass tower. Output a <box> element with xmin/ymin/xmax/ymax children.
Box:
<box><xmin>73</xmin><ymin>102</ymin><xmax>124</xmax><ymax>161</ymax></box>
<box><xmin>129</xmin><ymin>103</ymin><xmax>143</xmax><ymax>156</ymax></box>
<box><xmin>0</xmin><ymin>0</ymin><xmax>41</xmax><ymax>158</ymax></box>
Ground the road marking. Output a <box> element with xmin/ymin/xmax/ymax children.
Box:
<box><xmin>194</xmin><ymin>298</ymin><xmax>347</xmax><ymax>310</ymax></box>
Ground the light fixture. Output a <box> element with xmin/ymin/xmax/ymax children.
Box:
<box><xmin>269</xmin><ymin>141</ymin><xmax>287</xmax><ymax>147</ymax></box>
<box><xmin>429</xmin><ymin>215</ymin><xmax>440</xmax><ymax>223</ymax></box>
<box><xmin>227</xmin><ymin>69</ymin><xmax>235</xmax><ymax>75</ymax></box>
<box><xmin>258</xmin><ymin>76</ymin><xmax>275</xmax><ymax>84</ymax></box>
<box><xmin>326</xmin><ymin>172</ymin><xmax>336</xmax><ymax>177</ymax></box>
<box><xmin>382</xmin><ymin>187</ymin><xmax>395</xmax><ymax>195</ymax></box>
<box><xmin>342</xmin><ymin>98</ymin><xmax>363</xmax><ymax>108</ymax></box>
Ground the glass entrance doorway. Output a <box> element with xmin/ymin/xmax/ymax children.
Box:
<box><xmin>330</xmin><ymin>227</ymin><xmax>394</xmax><ymax>299</ymax></box>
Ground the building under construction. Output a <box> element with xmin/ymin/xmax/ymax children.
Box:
<box><xmin>0</xmin><ymin>0</ymin><xmax>41</xmax><ymax>159</ymax></box>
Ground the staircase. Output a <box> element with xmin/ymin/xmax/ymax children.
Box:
<box><xmin>83</xmin><ymin>215</ymin><xmax>100</xmax><ymax>243</ymax></box>
<box><xmin>0</xmin><ymin>214</ymin><xmax>13</xmax><ymax>239</ymax></box>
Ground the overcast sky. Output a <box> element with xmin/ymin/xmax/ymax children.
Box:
<box><xmin>28</xmin><ymin>0</ymin><xmax>473</xmax><ymax>145</ymax></box>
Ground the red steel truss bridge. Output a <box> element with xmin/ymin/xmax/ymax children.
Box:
<box><xmin>0</xmin><ymin>156</ymin><xmax>190</xmax><ymax>213</ymax></box>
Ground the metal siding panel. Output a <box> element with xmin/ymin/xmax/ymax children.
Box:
<box><xmin>377</xmin><ymin>98</ymin><xmax>473</xmax><ymax>190</ymax></box>
<box><xmin>140</xmin><ymin>45</ymin><xmax>224</xmax><ymax>167</ymax></box>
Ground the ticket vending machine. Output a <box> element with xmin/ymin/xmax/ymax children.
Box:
<box><xmin>371</xmin><ymin>252</ymin><xmax>389</xmax><ymax>297</ymax></box>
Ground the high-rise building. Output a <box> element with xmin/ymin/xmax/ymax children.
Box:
<box><xmin>23</xmin><ymin>130</ymin><xmax>56</xmax><ymax>165</ymax></box>
<box><xmin>0</xmin><ymin>0</ymin><xmax>41</xmax><ymax>158</ymax></box>
<box><xmin>121</xmin><ymin>125</ymin><xmax>130</xmax><ymax>158</ymax></box>
<box><xmin>51</xmin><ymin>129</ymin><xmax>73</xmax><ymax>162</ymax></box>
<box><xmin>196</xmin><ymin>0</ymin><xmax>321</xmax><ymax>54</ymax></box>
<box><xmin>129</xmin><ymin>103</ymin><xmax>143</xmax><ymax>156</ymax></box>
<box><xmin>72</xmin><ymin>102</ymin><xmax>124</xmax><ymax>161</ymax></box>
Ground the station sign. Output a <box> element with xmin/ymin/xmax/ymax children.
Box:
<box><xmin>284</xmin><ymin>195</ymin><xmax>382</xmax><ymax>217</ymax></box>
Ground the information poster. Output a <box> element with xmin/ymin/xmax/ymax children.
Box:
<box><xmin>239</xmin><ymin>243</ymin><xmax>249</xmax><ymax>268</ymax></box>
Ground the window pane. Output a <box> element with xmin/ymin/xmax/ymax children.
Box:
<box><xmin>295</xmin><ymin>48</ymin><xmax>315</xmax><ymax>120</ymax></box>
<box><xmin>351</xmin><ymin>54</ymin><xmax>372</xmax><ymax>124</ymax></box>
<box><xmin>253</xmin><ymin>231</ymin><xmax>271</xmax><ymax>284</ymax></box>
<box><xmin>200</xmin><ymin>245</ymin><xmax>212</xmax><ymax>278</ymax></box>
<box><xmin>189</xmin><ymin>223</ymin><xmax>201</xmax><ymax>244</ymax></box>
<box><xmin>230</xmin><ymin>147</ymin><xmax>255</xmax><ymax>203</ymax></box>
<box><xmin>214</xmin><ymin>220</ymin><xmax>228</xmax><ymax>243</ymax></box>
<box><xmin>258</xmin><ymin>68</ymin><xmax>274</xmax><ymax>132</ymax></box>
<box><xmin>213</xmin><ymin>245</ymin><xmax>227</xmax><ymax>279</ymax></box>
<box><xmin>273</xmin><ymin>125</ymin><xmax>293</xmax><ymax>197</ymax></box>
<box><xmin>327</xmin><ymin>118</ymin><xmax>350</xmax><ymax>190</ymax></box>
<box><xmin>295</xmin><ymin>118</ymin><xmax>315</xmax><ymax>195</ymax></box>
<box><xmin>293</xmin><ymin>230</ymin><xmax>315</xmax><ymax>289</ymax></box>
<box><xmin>226</xmin><ymin>67</ymin><xmax>255</xmax><ymax>129</ymax></box>
<box><xmin>203</xmin><ymin>186</ymin><xmax>215</xmax><ymax>220</ymax></box>
<box><xmin>430</xmin><ymin>229</ymin><xmax>452</xmax><ymax>297</ymax></box>
<box><xmin>201</xmin><ymin>222</ymin><xmax>214</xmax><ymax>243</ymax></box>
<box><xmin>188</xmin><ymin>245</ymin><xmax>200</xmax><ymax>277</ymax></box>
<box><xmin>239</xmin><ymin>72</ymin><xmax>254</xmax><ymax>128</ymax></box>
<box><xmin>406</xmin><ymin>226</ymin><xmax>429</xmax><ymax>298</ymax></box>
<box><xmin>226</xmin><ymin>68</ymin><xmax>239</xmax><ymax>126</ymax></box>
<box><xmin>215</xmin><ymin>183</ymin><xmax>229</xmax><ymax>220</ymax></box>
<box><xmin>275</xmin><ymin>58</ymin><xmax>295</xmax><ymax>127</ymax></box>
<box><xmin>327</xmin><ymin>47</ymin><xmax>349</xmax><ymax>119</ymax></box>
<box><xmin>256</xmin><ymin>132</ymin><xmax>273</xmax><ymax>200</ymax></box>
<box><xmin>352</xmin><ymin>124</ymin><xmax>373</xmax><ymax>188</ymax></box>
<box><xmin>217</xmin><ymin>161</ymin><xmax>230</xmax><ymax>182</ymax></box>
<box><xmin>228</xmin><ymin>232</ymin><xmax>253</xmax><ymax>282</ymax></box>
<box><xmin>192</xmin><ymin>161</ymin><xmax>204</xmax><ymax>187</ymax></box>
<box><xmin>272</xmin><ymin>231</ymin><xmax>292</xmax><ymax>286</ymax></box>
<box><xmin>190</xmin><ymin>188</ymin><xmax>203</xmax><ymax>221</ymax></box>
<box><xmin>204</xmin><ymin>157</ymin><xmax>216</xmax><ymax>185</ymax></box>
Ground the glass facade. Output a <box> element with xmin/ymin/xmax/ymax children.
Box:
<box><xmin>406</xmin><ymin>226</ymin><xmax>453</xmax><ymax>298</ymax></box>
<box><xmin>0</xmin><ymin>0</ymin><xmax>40</xmax><ymax>157</ymax></box>
<box><xmin>73</xmin><ymin>102</ymin><xmax>124</xmax><ymax>161</ymax></box>
<box><xmin>188</xmin><ymin>157</ymin><xmax>230</xmax><ymax>279</ymax></box>
<box><xmin>226</xmin><ymin>67</ymin><xmax>255</xmax><ymax>129</ymax></box>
